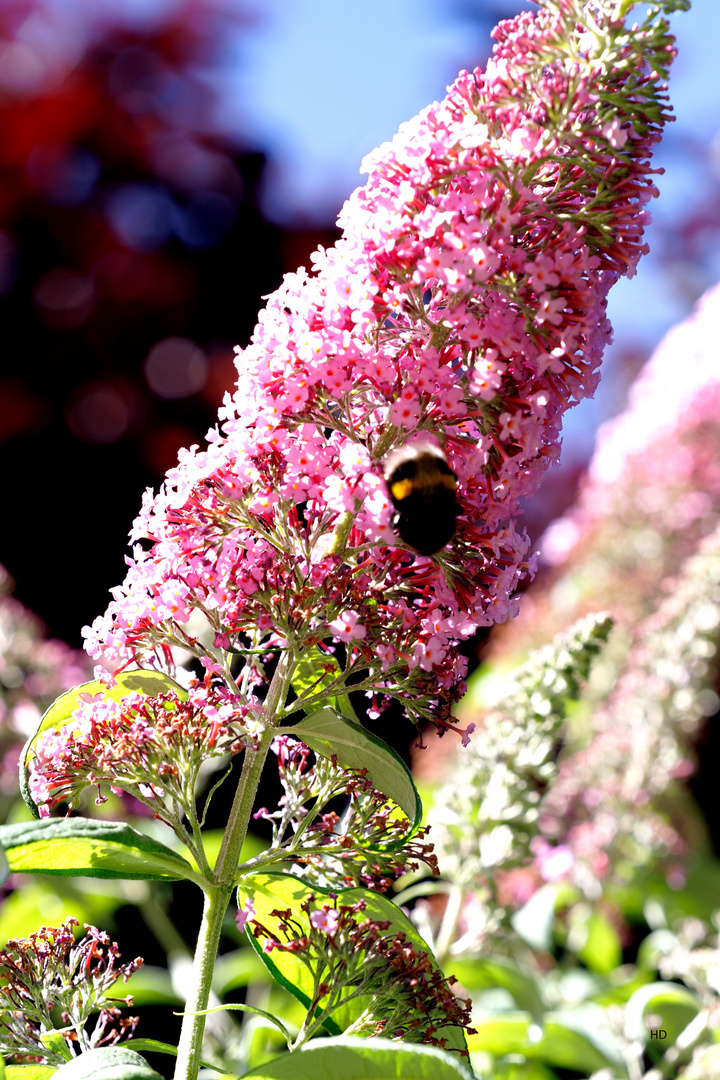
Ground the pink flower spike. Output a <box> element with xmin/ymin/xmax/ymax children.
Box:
<box><xmin>78</xmin><ymin>0</ymin><xmax>682</xmax><ymax>739</ymax></box>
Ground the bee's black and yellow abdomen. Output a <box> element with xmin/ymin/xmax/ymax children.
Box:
<box><xmin>385</xmin><ymin>449</ymin><xmax>460</xmax><ymax>556</ymax></box>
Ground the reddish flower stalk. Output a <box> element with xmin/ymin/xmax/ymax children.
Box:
<box><xmin>0</xmin><ymin>919</ymin><xmax>142</xmax><ymax>1064</ymax></box>
<box><xmin>245</xmin><ymin>896</ymin><xmax>475</xmax><ymax>1051</ymax></box>
<box><xmin>28</xmin><ymin>683</ymin><xmax>249</xmax><ymax>825</ymax></box>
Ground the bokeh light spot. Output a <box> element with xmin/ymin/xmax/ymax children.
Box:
<box><xmin>175</xmin><ymin>191</ymin><xmax>238</xmax><ymax>249</ymax></box>
<box><xmin>26</xmin><ymin>144</ymin><xmax>101</xmax><ymax>205</ymax></box>
<box><xmin>33</xmin><ymin>269</ymin><xmax>94</xmax><ymax>328</ymax></box>
<box><xmin>65</xmin><ymin>381</ymin><xmax>139</xmax><ymax>443</ymax></box>
<box><xmin>0</xmin><ymin>41</ymin><xmax>47</xmax><ymax>97</ymax></box>
<box><xmin>144</xmin><ymin>337</ymin><xmax>207</xmax><ymax>399</ymax></box>
<box><xmin>105</xmin><ymin>183</ymin><xmax>175</xmax><ymax>250</ymax></box>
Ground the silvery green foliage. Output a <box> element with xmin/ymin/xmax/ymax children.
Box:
<box><xmin>429</xmin><ymin>612</ymin><xmax>613</xmax><ymax>891</ymax></box>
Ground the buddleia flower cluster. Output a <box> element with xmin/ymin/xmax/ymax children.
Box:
<box><xmin>449</xmin><ymin>282</ymin><xmax>720</xmax><ymax>906</ymax></box>
<box><xmin>240</xmin><ymin>895</ymin><xmax>474</xmax><ymax>1052</ymax></box>
<box><xmin>0</xmin><ymin>918</ymin><xmax>142</xmax><ymax>1065</ymax></box>
<box><xmin>251</xmin><ymin>735</ymin><xmax>438</xmax><ymax>891</ymax></box>
<box><xmin>26</xmin><ymin>680</ymin><xmax>251</xmax><ymax>861</ymax></box>
<box><xmin>541</xmin><ymin>281</ymin><xmax>720</xmax><ymax>625</ymax></box>
<box><xmin>79</xmin><ymin>0</ymin><xmax>683</xmax><ymax>737</ymax></box>
<box><xmin>4</xmin><ymin>3</ymin><xmax>689</xmax><ymax>1077</ymax></box>
<box><xmin>538</xmin><ymin>523</ymin><xmax>720</xmax><ymax>896</ymax></box>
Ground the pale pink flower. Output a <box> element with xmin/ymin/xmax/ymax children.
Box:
<box><xmin>309</xmin><ymin>907</ymin><xmax>340</xmax><ymax>936</ymax></box>
<box><xmin>328</xmin><ymin>611</ymin><xmax>367</xmax><ymax>642</ymax></box>
<box><xmin>235</xmin><ymin>898</ymin><xmax>256</xmax><ymax>933</ymax></box>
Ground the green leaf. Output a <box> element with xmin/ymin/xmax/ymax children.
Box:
<box><xmin>51</xmin><ymin>1049</ymin><xmax>163</xmax><ymax>1080</ymax></box>
<box><xmin>242</xmin><ymin>1035</ymin><xmax>473</xmax><ymax>1079</ymax></box>
<box><xmin>20</xmin><ymin>671</ymin><xmax>185</xmax><ymax>817</ymax></box>
<box><xmin>485</xmin><ymin>1064</ymin><xmax>557</xmax><ymax>1080</ymax></box>
<box><xmin>6</xmin><ymin>1069</ymin><xmax>57</xmax><ymax>1080</ymax></box>
<box><xmin>213</xmin><ymin>948</ymin><xmax>269</xmax><ymax>995</ymax></box>
<box><xmin>121</xmin><ymin>966</ymin><xmax>182</xmax><ymax>1006</ymax></box>
<box><xmin>40</xmin><ymin>1034</ymin><xmax>73</xmax><ymax>1063</ymax></box>
<box><xmin>291</xmin><ymin>649</ymin><xmax>358</xmax><ymax>721</ymax></box>
<box><xmin>0</xmin><ymin>818</ymin><xmax>203</xmax><ymax>885</ymax></box>
<box><xmin>511</xmin><ymin>884</ymin><xmax>561</xmax><ymax>951</ymax></box>
<box><xmin>448</xmin><ymin>958</ymin><xmax>544</xmax><ymax>1023</ymax></box>
<box><xmin>239</xmin><ymin>872</ymin><xmax>469</xmax><ymax>1056</ymax></box>
<box><xmin>0</xmin><ymin>841</ymin><xmax>8</xmax><ymax>888</ymax></box>
<box><xmin>576</xmin><ymin>910</ymin><xmax>623</xmax><ymax>974</ymax></box>
<box><xmin>624</xmin><ymin>982</ymin><xmax>701</xmax><ymax>1044</ymax></box>
<box><xmin>467</xmin><ymin>1014</ymin><xmax>613</xmax><ymax>1073</ymax></box>
<box><xmin>117</xmin><ymin>1041</ymin><xmax>220</xmax><ymax>1072</ymax></box>
<box><xmin>285</xmin><ymin>707</ymin><xmax>421</xmax><ymax>837</ymax></box>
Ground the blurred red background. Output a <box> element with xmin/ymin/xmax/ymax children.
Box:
<box><xmin>0</xmin><ymin>0</ymin><xmax>338</xmax><ymax>644</ymax></box>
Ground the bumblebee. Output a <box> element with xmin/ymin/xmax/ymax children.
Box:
<box><xmin>383</xmin><ymin>443</ymin><xmax>460</xmax><ymax>555</ymax></box>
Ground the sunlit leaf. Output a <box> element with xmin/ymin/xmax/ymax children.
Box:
<box><xmin>242</xmin><ymin>1035</ymin><xmax>473</xmax><ymax>1079</ymax></box>
<box><xmin>6</xmin><ymin>1068</ymin><xmax>57</xmax><ymax>1080</ymax></box>
<box><xmin>624</xmin><ymin>981</ymin><xmax>701</xmax><ymax>1044</ymax></box>
<box><xmin>20</xmin><ymin>671</ymin><xmax>185</xmax><ymax>817</ymax></box>
<box><xmin>0</xmin><ymin>818</ymin><xmax>201</xmax><ymax>884</ymax></box>
<box><xmin>285</xmin><ymin>707</ymin><xmax>421</xmax><ymax>837</ymax></box>
<box><xmin>467</xmin><ymin>1013</ymin><xmax>614</xmax><ymax>1073</ymax></box>
<box><xmin>291</xmin><ymin>649</ymin><xmax>358</xmax><ymax>721</ymax></box>
<box><xmin>577</xmin><ymin>909</ymin><xmax>623</xmax><ymax>974</ymax></box>
<box><xmin>448</xmin><ymin>957</ymin><xmax>544</xmax><ymax>1022</ymax></box>
<box><xmin>51</xmin><ymin>1048</ymin><xmax>162</xmax><ymax>1080</ymax></box>
<box><xmin>239</xmin><ymin>872</ymin><xmax>468</xmax><ymax>1056</ymax></box>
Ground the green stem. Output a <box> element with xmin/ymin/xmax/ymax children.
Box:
<box><xmin>172</xmin><ymin>884</ymin><xmax>231</xmax><ymax>1080</ymax></box>
<box><xmin>172</xmin><ymin>650</ymin><xmax>295</xmax><ymax>1080</ymax></box>
<box><xmin>215</xmin><ymin>650</ymin><xmax>295</xmax><ymax>888</ymax></box>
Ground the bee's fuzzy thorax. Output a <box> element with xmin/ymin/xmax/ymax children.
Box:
<box><xmin>383</xmin><ymin>443</ymin><xmax>460</xmax><ymax>556</ymax></box>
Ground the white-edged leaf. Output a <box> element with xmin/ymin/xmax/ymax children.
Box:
<box><xmin>0</xmin><ymin>818</ymin><xmax>203</xmax><ymax>885</ymax></box>
<box><xmin>242</xmin><ymin>1035</ymin><xmax>473</xmax><ymax>1079</ymax></box>
<box><xmin>51</xmin><ymin>1048</ymin><xmax>163</xmax><ymax>1080</ymax></box>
